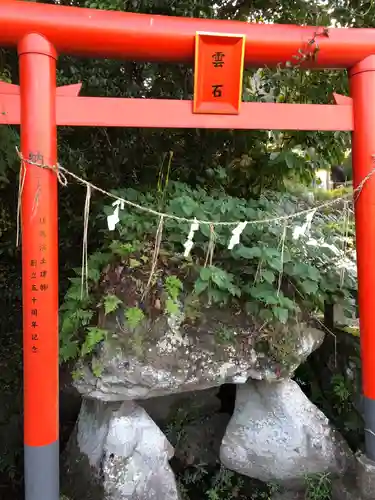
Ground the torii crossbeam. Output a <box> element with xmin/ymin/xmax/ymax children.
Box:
<box><xmin>0</xmin><ymin>2</ymin><xmax>374</xmax><ymax>499</ymax></box>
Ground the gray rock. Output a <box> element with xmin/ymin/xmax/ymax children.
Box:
<box><xmin>73</xmin><ymin>305</ymin><xmax>324</xmax><ymax>401</ymax></box>
<box><xmin>62</xmin><ymin>398</ymin><xmax>179</xmax><ymax>500</ymax></box>
<box><xmin>220</xmin><ymin>379</ymin><xmax>354</xmax><ymax>489</ymax></box>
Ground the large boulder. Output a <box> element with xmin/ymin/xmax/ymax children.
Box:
<box><xmin>297</xmin><ymin>328</ymin><xmax>364</xmax><ymax>451</ymax></box>
<box><xmin>73</xmin><ymin>303</ymin><xmax>324</xmax><ymax>401</ymax></box>
<box><xmin>62</xmin><ymin>398</ymin><xmax>180</xmax><ymax>500</ymax></box>
<box><xmin>220</xmin><ymin>379</ymin><xmax>354</xmax><ymax>489</ymax></box>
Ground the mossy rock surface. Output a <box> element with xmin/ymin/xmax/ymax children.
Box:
<box><xmin>73</xmin><ymin>267</ymin><xmax>325</xmax><ymax>401</ymax></box>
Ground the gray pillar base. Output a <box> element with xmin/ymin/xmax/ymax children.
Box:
<box><xmin>25</xmin><ymin>441</ymin><xmax>59</xmax><ymax>500</ymax></box>
<box><xmin>364</xmin><ymin>397</ymin><xmax>375</xmax><ymax>462</ymax></box>
<box><xmin>357</xmin><ymin>452</ymin><xmax>375</xmax><ymax>499</ymax></box>
<box><xmin>332</xmin><ymin>452</ymin><xmax>375</xmax><ymax>500</ymax></box>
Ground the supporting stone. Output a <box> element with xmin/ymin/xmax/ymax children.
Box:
<box><xmin>62</xmin><ymin>398</ymin><xmax>180</xmax><ymax>500</ymax></box>
<box><xmin>220</xmin><ymin>379</ymin><xmax>354</xmax><ymax>489</ymax></box>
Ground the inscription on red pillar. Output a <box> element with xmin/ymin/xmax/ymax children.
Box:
<box><xmin>25</xmin><ymin>152</ymin><xmax>50</xmax><ymax>357</ymax></box>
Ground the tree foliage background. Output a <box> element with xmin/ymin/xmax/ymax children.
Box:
<box><xmin>0</xmin><ymin>0</ymin><xmax>372</xmax><ymax>492</ymax></box>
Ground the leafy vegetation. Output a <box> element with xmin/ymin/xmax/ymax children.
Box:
<box><xmin>305</xmin><ymin>473</ymin><xmax>332</xmax><ymax>500</ymax></box>
<box><xmin>177</xmin><ymin>467</ymin><xmax>332</xmax><ymax>500</ymax></box>
<box><xmin>178</xmin><ymin>465</ymin><xmax>281</xmax><ymax>500</ymax></box>
<box><xmin>59</xmin><ymin>181</ymin><xmax>356</xmax><ymax>365</ymax></box>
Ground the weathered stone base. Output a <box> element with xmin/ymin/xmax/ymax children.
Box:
<box><xmin>332</xmin><ymin>452</ymin><xmax>375</xmax><ymax>500</ymax></box>
<box><xmin>220</xmin><ymin>379</ymin><xmax>354</xmax><ymax>489</ymax></box>
<box><xmin>61</xmin><ymin>398</ymin><xmax>180</xmax><ymax>500</ymax></box>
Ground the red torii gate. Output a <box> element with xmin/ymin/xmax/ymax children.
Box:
<box><xmin>0</xmin><ymin>1</ymin><xmax>374</xmax><ymax>499</ymax></box>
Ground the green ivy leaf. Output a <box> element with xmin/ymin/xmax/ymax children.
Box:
<box><xmin>300</xmin><ymin>279</ymin><xmax>319</xmax><ymax>295</ymax></box>
<box><xmin>109</xmin><ymin>241</ymin><xmax>135</xmax><ymax>256</ymax></box>
<box><xmin>234</xmin><ymin>246</ymin><xmax>262</xmax><ymax>259</ymax></box>
<box><xmin>268</xmin><ymin>258</ymin><xmax>283</xmax><ymax>272</ymax></box>
<box><xmin>286</xmin><ymin>262</ymin><xmax>316</xmax><ymax>279</ymax></box>
<box><xmin>227</xmin><ymin>283</ymin><xmax>242</xmax><ymax>297</ymax></box>
<box><xmin>166</xmin><ymin>298</ymin><xmax>179</xmax><ymax>315</ymax></box>
<box><xmin>194</xmin><ymin>278</ymin><xmax>209</xmax><ymax>295</ymax></box>
<box><xmin>200</xmin><ymin>267</ymin><xmax>212</xmax><ymax>281</ymax></box>
<box><xmin>91</xmin><ymin>357</ymin><xmax>104</xmax><ymax>378</ymax></box>
<box><xmin>125</xmin><ymin>307</ymin><xmax>145</xmax><ymax>329</ymax></box>
<box><xmin>261</xmin><ymin>269</ymin><xmax>275</xmax><ymax>284</ymax></box>
<box><xmin>262</xmin><ymin>247</ymin><xmax>281</xmax><ymax>260</ymax></box>
<box><xmin>65</xmin><ymin>286</ymin><xmax>84</xmax><ymax>302</ymax></box>
<box><xmin>81</xmin><ymin>327</ymin><xmax>107</xmax><ymax>357</ymax></box>
<box><xmin>200</xmin><ymin>224</ymin><xmax>211</xmax><ymax>237</ymax></box>
<box><xmin>129</xmin><ymin>258</ymin><xmax>141</xmax><ymax>268</ymax></box>
<box><xmin>249</xmin><ymin>283</ymin><xmax>279</xmax><ymax>305</ymax></box>
<box><xmin>60</xmin><ymin>315</ymin><xmax>78</xmax><ymax>335</ymax></box>
<box><xmin>210</xmin><ymin>267</ymin><xmax>234</xmax><ymax>290</ymax></box>
<box><xmin>273</xmin><ymin>307</ymin><xmax>289</xmax><ymax>324</ymax></box>
<box><xmin>279</xmin><ymin>294</ymin><xmax>297</xmax><ymax>311</ymax></box>
<box><xmin>320</xmin><ymin>278</ymin><xmax>338</xmax><ymax>292</ymax></box>
<box><xmin>71</xmin><ymin>368</ymin><xmax>84</xmax><ymax>381</ymax></box>
<box><xmin>87</xmin><ymin>267</ymin><xmax>101</xmax><ymax>283</ymax></box>
<box><xmin>70</xmin><ymin>309</ymin><xmax>93</xmax><ymax>327</ymax></box>
<box><xmin>281</xmin><ymin>249</ymin><xmax>292</xmax><ymax>263</ymax></box>
<box><xmin>103</xmin><ymin>294</ymin><xmax>122</xmax><ymax>315</ymax></box>
<box><xmin>180</xmin><ymin>197</ymin><xmax>196</xmax><ymax>216</ymax></box>
<box><xmin>88</xmin><ymin>251</ymin><xmax>111</xmax><ymax>270</ymax></box>
<box><xmin>307</xmin><ymin>266</ymin><xmax>321</xmax><ymax>281</ymax></box>
<box><xmin>285</xmin><ymin>151</ymin><xmax>298</xmax><ymax>170</ymax></box>
<box><xmin>60</xmin><ymin>338</ymin><xmax>79</xmax><ymax>362</ymax></box>
<box><xmin>165</xmin><ymin>275</ymin><xmax>183</xmax><ymax>301</ymax></box>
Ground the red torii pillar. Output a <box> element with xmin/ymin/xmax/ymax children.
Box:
<box><xmin>18</xmin><ymin>33</ymin><xmax>59</xmax><ymax>499</ymax></box>
<box><xmin>350</xmin><ymin>56</ymin><xmax>375</xmax><ymax>461</ymax></box>
<box><xmin>0</xmin><ymin>1</ymin><xmax>375</xmax><ymax>499</ymax></box>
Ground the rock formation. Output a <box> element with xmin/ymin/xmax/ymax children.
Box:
<box><xmin>62</xmin><ymin>277</ymin><xmax>354</xmax><ymax>499</ymax></box>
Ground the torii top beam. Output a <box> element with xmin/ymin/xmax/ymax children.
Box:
<box><xmin>1</xmin><ymin>0</ymin><xmax>375</xmax><ymax>69</ymax></box>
